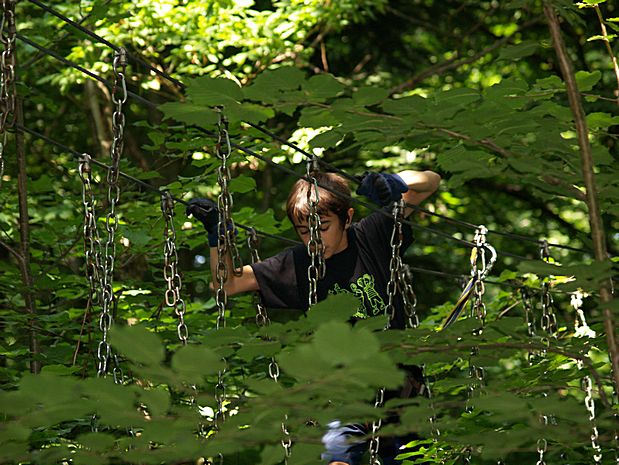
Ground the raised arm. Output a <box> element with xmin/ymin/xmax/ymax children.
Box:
<box><xmin>186</xmin><ymin>198</ymin><xmax>259</xmax><ymax>297</ymax></box>
<box><xmin>397</xmin><ymin>170</ymin><xmax>441</xmax><ymax>217</ymax></box>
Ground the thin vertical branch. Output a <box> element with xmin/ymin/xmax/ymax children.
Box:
<box><xmin>544</xmin><ymin>1</ymin><xmax>618</xmax><ymax>400</ymax></box>
<box><xmin>15</xmin><ymin>98</ymin><xmax>41</xmax><ymax>374</ymax></box>
<box><xmin>593</xmin><ymin>5</ymin><xmax>619</xmax><ymax>105</ymax></box>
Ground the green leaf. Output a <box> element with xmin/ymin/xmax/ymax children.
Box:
<box><xmin>159</xmin><ymin>102</ymin><xmax>218</xmax><ymax>126</ymax></box>
<box><xmin>109</xmin><ymin>325</ymin><xmax>165</xmax><ymax>366</ymax></box>
<box><xmin>302</xmin><ymin>74</ymin><xmax>345</xmax><ymax>102</ymax></box>
<box><xmin>171</xmin><ymin>345</ymin><xmax>224</xmax><ymax>382</ymax></box>
<box><xmin>307</xmin><ymin>293</ymin><xmax>360</xmax><ymax>324</ymax></box>
<box><xmin>187</xmin><ymin>76</ymin><xmax>243</xmax><ymax>105</ymax></box>
<box><xmin>497</xmin><ymin>41</ymin><xmax>539</xmax><ymax>60</ymax></box>
<box><xmin>353</xmin><ymin>86</ymin><xmax>390</xmax><ymax>106</ymax></box>
<box><xmin>575</xmin><ymin>70</ymin><xmax>602</xmax><ymax>92</ymax></box>
<box><xmin>229</xmin><ymin>174</ymin><xmax>257</xmax><ymax>193</ymax></box>
<box><xmin>586</xmin><ymin>112</ymin><xmax>619</xmax><ymax>130</ymax></box>
<box><xmin>77</xmin><ymin>432</ymin><xmax>117</xmax><ymax>452</ymax></box>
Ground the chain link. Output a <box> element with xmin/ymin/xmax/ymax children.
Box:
<box><xmin>281</xmin><ymin>414</ymin><xmax>292</xmax><ymax>464</ymax></box>
<box><xmin>539</xmin><ymin>240</ymin><xmax>557</xmax><ymax>337</ymax></box>
<box><xmin>368</xmin><ymin>387</ymin><xmax>385</xmax><ymax>465</ymax></box>
<box><xmin>306</xmin><ymin>164</ymin><xmax>325</xmax><ymax>307</ymax></box>
<box><xmin>536</xmin><ymin>438</ymin><xmax>547</xmax><ymax>465</ymax></box>
<box><xmin>469</xmin><ymin>226</ymin><xmax>496</xmax><ymax>325</ymax></box>
<box><xmin>96</xmin><ymin>49</ymin><xmax>127</xmax><ymax>377</ymax></box>
<box><xmin>385</xmin><ymin>200</ymin><xmax>404</xmax><ymax>328</ymax></box>
<box><xmin>161</xmin><ymin>192</ymin><xmax>188</xmax><ymax>344</ymax></box>
<box><xmin>246</xmin><ymin>228</ymin><xmax>270</xmax><ymax>327</ymax></box>
<box><xmin>466</xmin><ymin>226</ymin><xmax>493</xmax><ymax>411</ymax></box>
<box><xmin>426</xmin><ymin>374</ymin><xmax>441</xmax><ymax>439</ymax></box>
<box><xmin>520</xmin><ymin>287</ymin><xmax>536</xmax><ymax>338</ymax></box>
<box><xmin>214</xmin><ymin>108</ymin><xmax>239</xmax><ymax>329</ymax></box>
<box><xmin>246</xmin><ymin>227</ymin><xmax>289</xmax><ymax>459</ymax></box>
<box><xmin>214</xmin><ymin>369</ymin><xmax>226</xmax><ymax>426</ymax></box>
<box><xmin>571</xmin><ymin>291</ymin><xmax>603</xmax><ymax>463</ymax></box>
<box><xmin>0</xmin><ymin>0</ymin><xmax>16</xmax><ymax>187</ymax></box>
<box><xmin>397</xmin><ymin>263</ymin><xmax>419</xmax><ymax>329</ymax></box>
<box><xmin>78</xmin><ymin>154</ymin><xmax>103</xmax><ymax>313</ymax></box>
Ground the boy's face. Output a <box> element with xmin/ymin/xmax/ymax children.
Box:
<box><xmin>293</xmin><ymin>208</ymin><xmax>353</xmax><ymax>259</ymax></box>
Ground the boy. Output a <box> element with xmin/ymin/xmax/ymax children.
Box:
<box><xmin>186</xmin><ymin>169</ymin><xmax>441</xmax><ymax>464</ymax></box>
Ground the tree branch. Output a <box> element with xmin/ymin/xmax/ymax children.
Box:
<box><xmin>392</xmin><ymin>341</ymin><xmax>610</xmax><ymax>408</ymax></box>
<box><xmin>593</xmin><ymin>5</ymin><xmax>619</xmax><ymax>105</ymax></box>
<box><xmin>428</xmin><ymin>125</ymin><xmax>587</xmax><ymax>201</ymax></box>
<box><xmin>391</xmin><ymin>18</ymin><xmax>541</xmax><ymax>94</ymax></box>
<box><xmin>544</xmin><ymin>1</ymin><xmax>618</xmax><ymax>400</ymax></box>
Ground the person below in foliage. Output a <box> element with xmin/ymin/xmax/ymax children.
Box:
<box><xmin>186</xmin><ymin>169</ymin><xmax>440</xmax><ymax>465</ymax></box>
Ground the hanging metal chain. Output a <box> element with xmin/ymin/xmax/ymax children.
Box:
<box><xmin>368</xmin><ymin>387</ymin><xmax>385</xmax><ymax>465</ymax></box>
<box><xmin>521</xmin><ymin>287</ymin><xmax>536</xmax><ymax>338</ymax></box>
<box><xmin>97</xmin><ymin>48</ymin><xmax>127</xmax><ymax>377</ymax></box>
<box><xmin>161</xmin><ymin>192</ymin><xmax>188</xmax><ymax>344</ymax></box>
<box><xmin>212</xmin><ymin>113</ymin><xmax>236</xmax><ymax>444</ymax></box>
<box><xmin>246</xmin><ymin>228</ymin><xmax>270</xmax><ymax>327</ymax></box>
<box><xmin>215</xmin><ymin>108</ymin><xmax>243</xmax><ymax>275</ymax></box>
<box><xmin>426</xmin><ymin>374</ymin><xmax>441</xmax><ymax>440</ymax></box>
<box><xmin>470</xmin><ymin>226</ymin><xmax>496</xmax><ymax>326</ymax></box>
<box><xmin>466</xmin><ymin>226</ymin><xmax>495</xmax><ymax>411</ymax></box>
<box><xmin>306</xmin><ymin>162</ymin><xmax>325</xmax><ymax>307</ymax></box>
<box><xmin>397</xmin><ymin>262</ymin><xmax>419</xmax><ymax>328</ymax></box>
<box><xmin>78</xmin><ymin>154</ymin><xmax>103</xmax><ymax>311</ymax></box>
<box><xmin>0</xmin><ymin>0</ymin><xmax>17</xmax><ymax>187</ymax></box>
<box><xmin>571</xmin><ymin>291</ymin><xmax>603</xmax><ymax>464</ymax></box>
<box><xmin>214</xmin><ymin>108</ymin><xmax>241</xmax><ymax>330</ymax></box>
<box><xmin>385</xmin><ymin>200</ymin><xmax>404</xmax><ymax>328</ymax></box>
<box><xmin>536</xmin><ymin>438</ymin><xmax>547</xmax><ymax>465</ymax></box>
<box><xmin>520</xmin><ymin>287</ymin><xmax>539</xmax><ymax>365</ymax></box>
<box><xmin>246</xmin><ymin>228</ymin><xmax>290</xmax><ymax>460</ymax></box>
<box><xmin>281</xmin><ymin>413</ymin><xmax>292</xmax><ymax>464</ymax></box>
<box><xmin>539</xmin><ymin>240</ymin><xmax>557</xmax><ymax>337</ymax></box>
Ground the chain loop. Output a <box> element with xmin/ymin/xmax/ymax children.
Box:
<box><xmin>97</xmin><ymin>48</ymin><xmax>127</xmax><ymax>377</ymax></box>
<box><xmin>368</xmin><ymin>387</ymin><xmax>385</xmax><ymax>465</ymax></box>
<box><xmin>246</xmin><ymin>228</ymin><xmax>271</xmax><ymax>327</ymax></box>
<box><xmin>536</xmin><ymin>438</ymin><xmax>547</xmax><ymax>465</ymax></box>
<box><xmin>281</xmin><ymin>414</ymin><xmax>292</xmax><ymax>464</ymax></box>
<box><xmin>571</xmin><ymin>291</ymin><xmax>603</xmax><ymax>463</ymax></box>
<box><xmin>0</xmin><ymin>0</ymin><xmax>17</xmax><ymax>186</ymax></box>
<box><xmin>539</xmin><ymin>240</ymin><xmax>557</xmax><ymax>337</ymax></box>
<box><xmin>79</xmin><ymin>154</ymin><xmax>103</xmax><ymax>313</ymax></box>
<box><xmin>385</xmin><ymin>200</ymin><xmax>404</xmax><ymax>327</ymax></box>
<box><xmin>398</xmin><ymin>263</ymin><xmax>419</xmax><ymax>329</ymax></box>
<box><xmin>161</xmin><ymin>192</ymin><xmax>188</xmax><ymax>344</ymax></box>
<box><xmin>214</xmin><ymin>108</ymin><xmax>237</xmax><ymax>329</ymax></box>
<box><xmin>470</xmin><ymin>226</ymin><xmax>496</xmax><ymax>326</ymax></box>
<box><xmin>215</xmin><ymin>108</ymin><xmax>243</xmax><ymax>277</ymax></box>
<box><xmin>306</xmin><ymin>165</ymin><xmax>325</xmax><ymax>307</ymax></box>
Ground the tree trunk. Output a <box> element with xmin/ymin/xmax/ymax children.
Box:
<box><xmin>544</xmin><ymin>1</ymin><xmax>618</xmax><ymax>399</ymax></box>
<box><xmin>15</xmin><ymin>98</ymin><xmax>40</xmax><ymax>374</ymax></box>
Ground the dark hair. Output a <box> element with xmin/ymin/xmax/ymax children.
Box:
<box><xmin>286</xmin><ymin>172</ymin><xmax>352</xmax><ymax>226</ymax></box>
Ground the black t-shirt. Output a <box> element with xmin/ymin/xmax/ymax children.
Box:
<box><xmin>250</xmin><ymin>209</ymin><xmax>414</xmax><ymax>329</ymax></box>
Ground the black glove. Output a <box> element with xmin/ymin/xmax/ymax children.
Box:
<box><xmin>185</xmin><ymin>198</ymin><xmax>220</xmax><ymax>246</ymax></box>
<box><xmin>356</xmin><ymin>172</ymin><xmax>408</xmax><ymax>207</ymax></box>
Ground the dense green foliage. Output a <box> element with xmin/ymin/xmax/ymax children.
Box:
<box><xmin>1</xmin><ymin>0</ymin><xmax>618</xmax><ymax>464</ymax></box>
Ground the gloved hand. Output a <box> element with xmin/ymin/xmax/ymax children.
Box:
<box><xmin>356</xmin><ymin>172</ymin><xmax>408</xmax><ymax>206</ymax></box>
<box><xmin>185</xmin><ymin>198</ymin><xmax>220</xmax><ymax>246</ymax></box>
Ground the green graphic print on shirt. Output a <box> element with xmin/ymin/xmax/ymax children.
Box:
<box><xmin>328</xmin><ymin>274</ymin><xmax>385</xmax><ymax>318</ymax></box>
